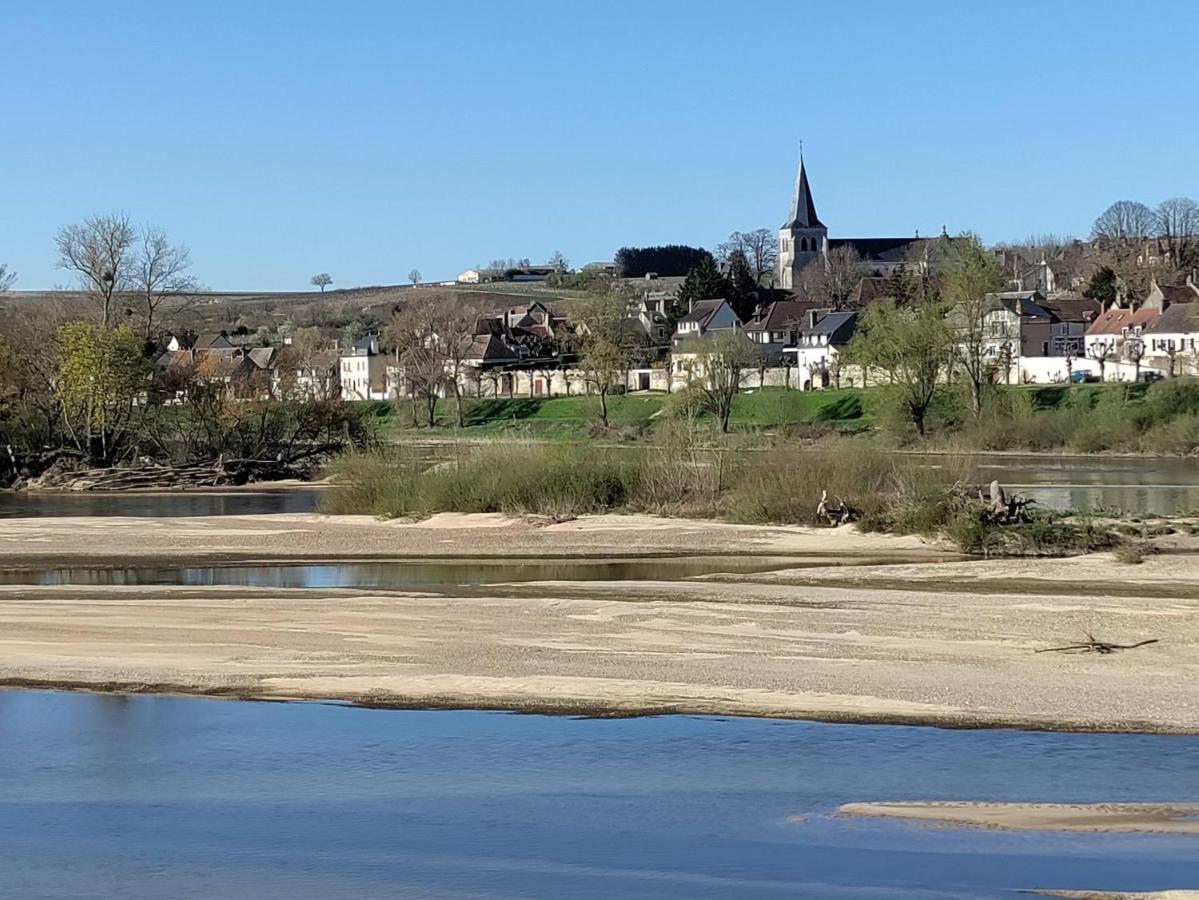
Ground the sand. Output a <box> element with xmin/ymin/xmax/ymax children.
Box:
<box><xmin>838</xmin><ymin>801</ymin><xmax>1199</xmax><ymax>834</ymax></box>
<box><xmin>0</xmin><ymin>512</ymin><xmax>1197</xmax><ymax>732</ymax></box>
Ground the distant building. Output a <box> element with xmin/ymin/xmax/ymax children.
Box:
<box><xmin>777</xmin><ymin>155</ymin><xmax>929</xmax><ymax>290</ymax></box>
<box><xmin>339</xmin><ymin>334</ymin><xmax>388</xmax><ymax>401</ymax></box>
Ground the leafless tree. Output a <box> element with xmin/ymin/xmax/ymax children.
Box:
<box><xmin>1155</xmin><ymin>197</ymin><xmax>1199</xmax><ymax>276</ymax></box>
<box><xmin>55</xmin><ymin>213</ymin><xmax>138</xmax><ymax>327</ymax></box>
<box><xmin>546</xmin><ymin>250</ymin><xmax>570</xmax><ymax>272</ymax></box>
<box><xmin>132</xmin><ymin>226</ymin><xmax>198</xmax><ymax>339</ymax></box>
<box><xmin>385</xmin><ymin>297</ymin><xmax>448</xmax><ymax>427</ymax></box>
<box><xmin>1092</xmin><ymin>201</ymin><xmax>1156</xmax><ymax>242</ymax></box>
<box><xmin>408</xmin><ymin>268</ymin><xmax>422</xmax><ymax>286</ymax></box>
<box><xmin>799</xmin><ymin>243</ymin><xmax>864</xmax><ymax>308</ymax></box>
<box><xmin>717</xmin><ymin>229</ymin><xmax>778</xmax><ymax>285</ymax></box>
<box><xmin>686</xmin><ymin>330</ymin><xmax>760</xmax><ymax>433</ymax></box>
<box><xmin>0</xmin><ymin>264</ymin><xmax>15</xmax><ymax>291</ymax></box>
<box><xmin>310</xmin><ymin>273</ymin><xmax>333</xmax><ymax>292</ymax></box>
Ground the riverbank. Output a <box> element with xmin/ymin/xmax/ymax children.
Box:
<box><xmin>1</xmin><ymin>512</ymin><xmax>1197</xmax><ymax>732</ymax></box>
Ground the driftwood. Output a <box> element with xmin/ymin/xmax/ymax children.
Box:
<box><xmin>816</xmin><ymin>489</ymin><xmax>853</xmax><ymax>526</ymax></box>
<box><xmin>20</xmin><ymin>457</ymin><xmax>302</xmax><ymax>492</ymax></box>
<box><xmin>1035</xmin><ymin>633</ymin><xmax>1159</xmax><ymax>655</ymax></box>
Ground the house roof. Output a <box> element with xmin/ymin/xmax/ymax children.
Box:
<box><xmin>848</xmin><ymin>276</ymin><xmax>890</xmax><ymax>306</ymax></box>
<box><xmin>1039</xmin><ymin>294</ymin><xmax>1101</xmax><ymax>324</ymax></box>
<box><xmin>743</xmin><ymin>299</ymin><xmax>822</xmax><ymax>333</ymax></box>
<box><xmin>1159</xmin><ymin>282</ymin><xmax>1199</xmax><ymax>305</ymax></box>
<box><xmin>1085</xmin><ymin>306</ymin><xmax>1160</xmax><ymax>336</ymax></box>
<box><xmin>193</xmin><ymin>333</ymin><xmax>234</xmax><ymax>351</ymax></box>
<box><xmin>987</xmin><ymin>292</ymin><xmax>1052</xmax><ymax>319</ymax></box>
<box><xmin>247</xmin><ymin>347</ymin><xmax>276</xmax><ymax>369</ymax></box>
<box><xmin>1144</xmin><ymin>302</ymin><xmax>1198</xmax><ymax>336</ymax></box>
<box><xmin>806</xmin><ymin>311</ymin><xmax>857</xmax><ymax>343</ymax></box>
<box><xmin>677</xmin><ymin>298</ymin><xmax>726</xmax><ymax>326</ymax></box>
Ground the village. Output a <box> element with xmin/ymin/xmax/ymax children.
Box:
<box><xmin>141</xmin><ymin>158</ymin><xmax>1199</xmax><ymax>408</ymax></box>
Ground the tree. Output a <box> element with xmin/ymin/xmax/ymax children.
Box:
<box><xmin>311</xmin><ymin>273</ymin><xmax>333</xmax><ymax>292</ymax></box>
<box><xmin>546</xmin><ymin>250</ymin><xmax>570</xmax><ymax>272</ymax></box>
<box><xmin>55</xmin><ymin>322</ymin><xmax>152</xmax><ymax>464</ymax></box>
<box><xmin>799</xmin><ymin>243</ymin><xmax>864</xmax><ymax>308</ymax></box>
<box><xmin>717</xmin><ymin>229</ymin><xmax>777</xmax><ymax>285</ymax></box>
<box><xmin>408</xmin><ymin>268</ymin><xmax>422</xmax><ymax>286</ymax></box>
<box><xmin>55</xmin><ymin>213</ymin><xmax>138</xmax><ymax>328</ymax></box>
<box><xmin>1092</xmin><ymin>201</ymin><xmax>1156</xmax><ymax>242</ymax></box>
<box><xmin>0</xmin><ymin>264</ymin><xmax>14</xmax><ymax>291</ymax></box>
<box><xmin>575</xmin><ymin>294</ymin><xmax>635</xmax><ymax>428</ymax></box>
<box><xmin>1155</xmin><ymin>197</ymin><xmax>1199</xmax><ymax>276</ymax></box>
<box><xmin>725</xmin><ymin>250</ymin><xmax>760</xmax><ymax>321</ymax></box>
<box><xmin>384</xmin><ymin>298</ymin><xmax>447</xmax><ymax>427</ymax></box>
<box><xmin>1084</xmin><ymin>266</ymin><xmax>1119</xmax><ymax>306</ymax></box>
<box><xmin>845</xmin><ymin>297</ymin><xmax>951</xmax><ymax>437</ymax></box>
<box><xmin>686</xmin><ymin>330</ymin><xmax>760</xmax><ymax>433</ymax></box>
<box><xmin>131</xmin><ymin>226</ymin><xmax>197</xmax><ymax>339</ymax></box>
<box><xmin>941</xmin><ymin>233</ymin><xmax>1007</xmax><ymax>418</ymax></box>
<box><xmin>674</xmin><ymin>256</ymin><xmax>733</xmax><ymax>328</ymax></box>
<box><xmin>614</xmin><ymin>245</ymin><xmax>712</xmax><ymax>278</ymax></box>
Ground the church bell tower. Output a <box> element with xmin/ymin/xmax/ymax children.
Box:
<box><xmin>778</xmin><ymin>152</ymin><xmax>827</xmax><ymax>290</ymax></box>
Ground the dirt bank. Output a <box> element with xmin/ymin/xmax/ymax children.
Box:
<box><xmin>0</xmin><ymin>513</ymin><xmax>1195</xmax><ymax>732</ymax></box>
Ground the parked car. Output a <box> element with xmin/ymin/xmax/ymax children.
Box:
<box><xmin>1137</xmin><ymin>371</ymin><xmax>1164</xmax><ymax>384</ymax></box>
<box><xmin>1070</xmin><ymin>370</ymin><xmax>1099</xmax><ymax>383</ymax></box>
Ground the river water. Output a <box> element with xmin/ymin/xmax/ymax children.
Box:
<box><xmin>0</xmin><ymin>691</ymin><xmax>1194</xmax><ymax>899</ymax></box>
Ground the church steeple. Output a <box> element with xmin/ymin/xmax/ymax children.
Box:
<box><xmin>777</xmin><ymin>149</ymin><xmax>828</xmax><ymax>290</ymax></box>
<box><xmin>784</xmin><ymin>154</ymin><xmax>823</xmax><ymax>230</ymax></box>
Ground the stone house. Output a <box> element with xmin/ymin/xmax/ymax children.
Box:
<box><xmin>339</xmin><ymin>334</ymin><xmax>388</xmax><ymax>401</ymax></box>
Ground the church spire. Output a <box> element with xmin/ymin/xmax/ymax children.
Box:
<box><xmin>784</xmin><ymin>151</ymin><xmax>823</xmax><ymax>230</ymax></box>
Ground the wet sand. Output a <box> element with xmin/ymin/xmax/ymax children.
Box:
<box><xmin>0</xmin><ymin>513</ymin><xmax>1197</xmax><ymax>732</ymax></box>
<box><xmin>839</xmin><ymin>801</ymin><xmax>1199</xmax><ymax>834</ymax></box>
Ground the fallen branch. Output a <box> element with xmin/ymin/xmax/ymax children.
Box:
<box><xmin>1035</xmin><ymin>632</ymin><xmax>1159</xmax><ymax>655</ymax></box>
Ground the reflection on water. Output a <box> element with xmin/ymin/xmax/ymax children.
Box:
<box><xmin>0</xmin><ymin>692</ymin><xmax>1194</xmax><ymax>899</ymax></box>
<box><xmin>0</xmin><ymin>556</ymin><xmax>891</xmax><ymax>588</ymax></box>
<box><xmin>0</xmin><ymin>489</ymin><xmax>323</xmax><ymax>518</ymax></box>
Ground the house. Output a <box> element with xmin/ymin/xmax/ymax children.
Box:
<box><xmin>670</xmin><ymin>299</ymin><xmax>746</xmax><ymax>387</ymax></box>
<box><xmin>1144</xmin><ymin>302</ymin><xmax>1199</xmax><ymax>376</ymax></box>
<box><xmin>276</xmin><ymin>349</ymin><xmax>340</xmax><ymax>401</ymax></box>
<box><xmin>784</xmin><ymin>311</ymin><xmax>858</xmax><ymax>390</ymax></box>
<box><xmin>339</xmin><ymin>334</ymin><xmax>388</xmax><ymax>401</ymax></box>
<box><xmin>156</xmin><ymin>332</ymin><xmax>276</xmax><ymax>399</ymax></box>
<box><xmin>633</xmin><ymin>292</ymin><xmax>673</xmax><ymax>346</ymax></box>
<box><xmin>743</xmin><ymin>299</ymin><xmax>825</xmax><ymax>347</ymax></box>
<box><xmin>1084</xmin><ymin>307</ymin><xmax>1162</xmax><ymax>380</ymax></box>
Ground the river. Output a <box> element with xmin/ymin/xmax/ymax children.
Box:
<box><xmin>0</xmin><ymin>691</ymin><xmax>1194</xmax><ymax>899</ymax></box>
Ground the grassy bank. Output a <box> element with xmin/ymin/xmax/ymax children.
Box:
<box><xmin>321</xmin><ymin>441</ymin><xmax>1120</xmax><ymax>556</ymax></box>
<box><xmin>376</xmin><ymin>378</ymin><xmax>1199</xmax><ymax>456</ymax></box>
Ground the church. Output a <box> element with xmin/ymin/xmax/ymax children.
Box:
<box><xmin>777</xmin><ymin>155</ymin><xmax>927</xmax><ymax>290</ymax></box>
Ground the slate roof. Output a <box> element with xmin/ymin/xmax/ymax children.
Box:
<box><xmin>1144</xmin><ymin>302</ymin><xmax>1198</xmax><ymax>335</ymax></box>
<box><xmin>805</xmin><ymin>311</ymin><xmax>858</xmax><ymax>343</ymax></box>
<box><xmin>677</xmin><ymin>298</ymin><xmax>726</xmax><ymax>327</ymax></box>
<box><xmin>783</xmin><ymin>160</ymin><xmax>823</xmax><ymax>229</ymax></box>
<box><xmin>1039</xmin><ymin>294</ymin><xmax>1101</xmax><ymax>324</ymax></box>
<box><xmin>829</xmin><ymin>237</ymin><xmax>922</xmax><ymax>264</ymax></box>
<box><xmin>743</xmin><ymin>299</ymin><xmax>823</xmax><ymax>333</ymax></box>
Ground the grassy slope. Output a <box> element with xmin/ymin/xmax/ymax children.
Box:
<box><xmin>384</xmin><ymin>387</ymin><xmax>869</xmax><ymax>439</ymax></box>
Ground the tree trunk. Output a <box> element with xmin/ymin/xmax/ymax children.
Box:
<box><xmin>599</xmin><ymin>389</ymin><xmax>609</xmax><ymax>427</ymax></box>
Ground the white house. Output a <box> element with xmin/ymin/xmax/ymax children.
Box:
<box><xmin>338</xmin><ymin>334</ymin><xmax>389</xmax><ymax>401</ymax></box>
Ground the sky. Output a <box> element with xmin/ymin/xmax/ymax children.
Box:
<box><xmin>3</xmin><ymin>1</ymin><xmax>1198</xmax><ymax>291</ymax></box>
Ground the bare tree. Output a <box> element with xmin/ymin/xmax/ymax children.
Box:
<box><xmin>799</xmin><ymin>243</ymin><xmax>864</xmax><ymax>308</ymax></box>
<box><xmin>408</xmin><ymin>268</ymin><xmax>422</xmax><ymax>286</ymax></box>
<box><xmin>55</xmin><ymin>213</ymin><xmax>138</xmax><ymax>327</ymax></box>
<box><xmin>1155</xmin><ymin>197</ymin><xmax>1199</xmax><ymax>276</ymax></box>
<box><xmin>717</xmin><ymin>229</ymin><xmax>778</xmax><ymax>285</ymax></box>
<box><xmin>1092</xmin><ymin>201</ymin><xmax>1156</xmax><ymax>242</ymax></box>
<box><xmin>0</xmin><ymin>264</ymin><xmax>15</xmax><ymax>291</ymax></box>
<box><xmin>546</xmin><ymin>250</ymin><xmax>570</xmax><ymax>272</ymax></box>
<box><xmin>385</xmin><ymin>297</ymin><xmax>447</xmax><ymax>427</ymax></box>
<box><xmin>687</xmin><ymin>330</ymin><xmax>760</xmax><ymax>433</ymax></box>
<box><xmin>310</xmin><ymin>273</ymin><xmax>333</xmax><ymax>292</ymax></box>
<box><xmin>132</xmin><ymin>226</ymin><xmax>198</xmax><ymax>339</ymax></box>
<box><xmin>575</xmin><ymin>294</ymin><xmax>634</xmax><ymax>428</ymax></box>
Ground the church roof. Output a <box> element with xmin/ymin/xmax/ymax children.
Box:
<box><xmin>829</xmin><ymin>237</ymin><xmax>921</xmax><ymax>264</ymax></box>
<box><xmin>782</xmin><ymin>159</ymin><xmax>823</xmax><ymax>230</ymax></box>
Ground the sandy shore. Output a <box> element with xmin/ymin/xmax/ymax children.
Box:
<box><xmin>839</xmin><ymin>801</ymin><xmax>1199</xmax><ymax>834</ymax></box>
<box><xmin>0</xmin><ymin>512</ymin><xmax>1197</xmax><ymax>732</ymax></box>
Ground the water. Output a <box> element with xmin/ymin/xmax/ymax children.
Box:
<box><xmin>0</xmin><ymin>692</ymin><xmax>1194</xmax><ymax>899</ymax></box>
<box><xmin>0</xmin><ymin>488</ymin><xmax>323</xmax><ymax>518</ymax></box>
<box><xmin>0</xmin><ymin>555</ymin><xmax>904</xmax><ymax>589</ymax></box>
<box><xmin>967</xmin><ymin>454</ymin><xmax>1199</xmax><ymax>516</ymax></box>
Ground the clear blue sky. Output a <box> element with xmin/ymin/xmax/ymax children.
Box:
<box><xmin>4</xmin><ymin>1</ymin><xmax>1197</xmax><ymax>291</ymax></box>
